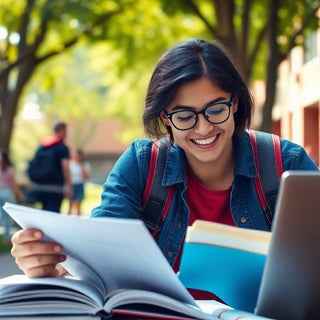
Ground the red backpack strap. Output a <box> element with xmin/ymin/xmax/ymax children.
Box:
<box><xmin>142</xmin><ymin>141</ymin><xmax>159</xmax><ymax>207</ymax></box>
<box><xmin>141</xmin><ymin>139</ymin><xmax>175</xmax><ymax>238</ymax></box>
<box><xmin>272</xmin><ymin>134</ymin><xmax>284</xmax><ymax>179</ymax></box>
<box><xmin>153</xmin><ymin>186</ymin><xmax>175</xmax><ymax>239</ymax></box>
<box><xmin>248</xmin><ymin>130</ymin><xmax>284</xmax><ymax>224</ymax></box>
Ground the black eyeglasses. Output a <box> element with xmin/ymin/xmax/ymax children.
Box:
<box><xmin>163</xmin><ymin>95</ymin><xmax>233</xmax><ymax>131</ymax></box>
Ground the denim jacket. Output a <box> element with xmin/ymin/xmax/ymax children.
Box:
<box><xmin>92</xmin><ymin>131</ymin><xmax>318</xmax><ymax>266</ymax></box>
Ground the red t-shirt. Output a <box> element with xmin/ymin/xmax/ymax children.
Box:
<box><xmin>186</xmin><ymin>168</ymin><xmax>235</xmax><ymax>226</ymax></box>
<box><xmin>174</xmin><ymin>168</ymin><xmax>235</xmax><ymax>301</ymax></box>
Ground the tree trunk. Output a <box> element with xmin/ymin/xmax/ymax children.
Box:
<box><xmin>259</xmin><ymin>0</ymin><xmax>281</xmax><ymax>133</ymax></box>
<box><xmin>0</xmin><ymin>57</ymin><xmax>37</xmax><ymax>151</ymax></box>
<box><xmin>0</xmin><ymin>95</ymin><xmax>19</xmax><ymax>152</ymax></box>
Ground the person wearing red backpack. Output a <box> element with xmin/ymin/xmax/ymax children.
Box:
<box><xmin>11</xmin><ymin>39</ymin><xmax>318</xmax><ymax>291</ymax></box>
<box><xmin>26</xmin><ymin>122</ymin><xmax>72</xmax><ymax>213</ymax></box>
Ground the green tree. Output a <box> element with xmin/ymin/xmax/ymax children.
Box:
<box><xmin>24</xmin><ymin>44</ymin><xmax>111</xmax><ymax>149</ymax></box>
<box><xmin>17</xmin><ymin>1</ymin><xmax>204</xmax><ymax>148</ymax></box>
<box><xmin>160</xmin><ymin>0</ymin><xmax>320</xmax><ymax>132</ymax></box>
<box><xmin>0</xmin><ymin>0</ymin><xmax>135</xmax><ymax>151</ymax></box>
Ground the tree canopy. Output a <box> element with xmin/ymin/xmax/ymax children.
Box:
<box><xmin>159</xmin><ymin>0</ymin><xmax>320</xmax><ymax>131</ymax></box>
<box><xmin>0</xmin><ymin>0</ymin><xmax>138</xmax><ymax>151</ymax></box>
<box><xmin>1</xmin><ymin>0</ymin><xmax>319</xmax><ymax>157</ymax></box>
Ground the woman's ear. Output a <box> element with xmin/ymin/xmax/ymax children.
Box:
<box><xmin>232</xmin><ymin>95</ymin><xmax>239</xmax><ymax>114</ymax></box>
<box><xmin>160</xmin><ymin>111</ymin><xmax>171</xmax><ymax>126</ymax></box>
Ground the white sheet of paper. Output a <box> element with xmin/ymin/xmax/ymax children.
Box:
<box><xmin>3</xmin><ymin>203</ymin><xmax>195</xmax><ymax>306</ymax></box>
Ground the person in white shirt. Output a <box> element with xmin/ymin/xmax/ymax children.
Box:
<box><xmin>67</xmin><ymin>149</ymin><xmax>90</xmax><ymax>215</ymax></box>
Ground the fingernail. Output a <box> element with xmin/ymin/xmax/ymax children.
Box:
<box><xmin>34</xmin><ymin>231</ymin><xmax>42</xmax><ymax>239</ymax></box>
<box><xmin>58</xmin><ymin>255</ymin><xmax>66</xmax><ymax>262</ymax></box>
<box><xmin>54</xmin><ymin>245</ymin><xmax>62</xmax><ymax>252</ymax></box>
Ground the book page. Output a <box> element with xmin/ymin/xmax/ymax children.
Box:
<box><xmin>0</xmin><ymin>274</ymin><xmax>103</xmax><ymax>315</ymax></box>
<box><xmin>0</xmin><ymin>274</ymin><xmax>104</xmax><ymax>308</ymax></box>
<box><xmin>104</xmin><ymin>289</ymin><xmax>226</xmax><ymax>320</ymax></box>
<box><xmin>187</xmin><ymin>220</ymin><xmax>271</xmax><ymax>255</ymax></box>
<box><xmin>3</xmin><ymin>203</ymin><xmax>195</xmax><ymax>307</ymax></box>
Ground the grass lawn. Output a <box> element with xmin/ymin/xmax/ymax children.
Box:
<box><xmin>0</xmin><ymin>237</ymin><xmax>12</xmax><ymax>254</ymax></box>
<box><xmin>0</xmin><ymin>183</ymin><xmax>103</xmax><ymax>254</ymax></box>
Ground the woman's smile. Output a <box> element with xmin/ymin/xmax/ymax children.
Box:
<box><xmin>190</xmin><ymin>133</ymin><xmax>220</xmax><ymax>149</ymax></box>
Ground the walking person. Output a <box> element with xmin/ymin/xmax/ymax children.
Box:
<box><xmin>0</xmin><ymin>151</ymin><xmax>24</xmax><ymax>243</ymax></box>
<box><xmin>26</xmin><ymin>121</ymin><xmax>72</xmax><ymax>213</ymax></box>
<box><xmin>11</xmin><ymin>38</ymin><xmax>318</xmax><ymax>287</ymax></box>
<box><xmin>68</xmin><ymin>148</ymin><xmax>90</xmax><ymax>215</ymax></box>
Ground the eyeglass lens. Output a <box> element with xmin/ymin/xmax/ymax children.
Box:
<box><xmin>171</xmin><ymin>103</ymin><xmax>230</xmax><ymax>130</ymax></box>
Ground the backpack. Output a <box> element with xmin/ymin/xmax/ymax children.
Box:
<box><xmin>27</xmin><ymin>145</ymin><xmax>60</xmax><ymax>184</ymax></box>
<box><xmin>141</xmin><ymin>130</ymin><xmax>284</xmax><ymax>235</ymax></box>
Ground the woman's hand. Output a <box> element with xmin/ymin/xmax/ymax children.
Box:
<box><xmin>11</xmin><ymin>229</ymin><xmax>67</xmax><ymax>278</ymax></box>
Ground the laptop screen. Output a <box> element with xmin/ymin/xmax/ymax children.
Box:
<box><xmin>255</xmin><ymin>171</ymin><xmax>320</xmax><ymax>320</ymax></box>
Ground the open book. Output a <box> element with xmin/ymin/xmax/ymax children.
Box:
<box><xmin>178</xmin><ymin>220</ymin><xmax>272</xmax><ymax>313</ymax></box>
<box><xmin>0</xmin><ymin>203</ymin><xmax>272</xmax><ymax>320</ymax></box>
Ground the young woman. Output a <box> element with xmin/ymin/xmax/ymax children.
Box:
<box><xmin>0</xmin><ymin>151</ymin><xmax>24</xmax><ymax>243</ymax></box>
<box><xmin>11</xmin><ymin>38</ymin><xmax>318</xmax><ymax>279</ymax></box>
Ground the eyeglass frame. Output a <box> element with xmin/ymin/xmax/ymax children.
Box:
<box><xmin>163</xmin><ymin>94</ymin><xmax>234</xmax><ymax>131</ymax></box>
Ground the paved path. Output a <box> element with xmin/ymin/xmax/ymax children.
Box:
<box><xmin>0</xmin><ymin>252</ymin><xmax>23</xmax><ymax>278</ymax></box>
<box><xmin>0</xmin><ymin>225</ymin><xmax>23</xmax><ymax>278</ymax></box>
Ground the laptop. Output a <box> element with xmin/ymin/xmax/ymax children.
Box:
<box><xmin>255</xmin><ymin>170</ymin><xmax>320</xmax><ymax>320</ymax></box>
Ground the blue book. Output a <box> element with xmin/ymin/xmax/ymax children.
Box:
<box><xmin>178</xmin><ymin>220</ymin><xmax>271</xmax><ymax>313</ymax></box>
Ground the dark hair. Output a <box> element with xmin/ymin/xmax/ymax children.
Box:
<box><xmin>0</xmin><ymin>151</ymin><xmax>13</xmax><ymax>171</ymax></box>
<box><xmin>53</xmin><ymin>121</ymin><xmax>67</xmax><ymax>133</ymax></box>
<box><xmin>143</xmin><ymin>38</ymin><xmax>254</xmax><ymax>141</ymax></box>
<box><xmin>76</xmin><ymin>148</ymin><xmax>84</xmax><ymax>160</ymax></box>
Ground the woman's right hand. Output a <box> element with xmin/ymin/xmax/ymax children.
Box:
<box><xmin>11</xmin><ymin>229</ymin><xmax>67</xmax><ymax>278</ymax></box>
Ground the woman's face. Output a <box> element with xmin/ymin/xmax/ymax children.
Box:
<box><xmin>161</xmin><ymin>77</ymin><xmax>238</xmax><ymax>168</ymax></box>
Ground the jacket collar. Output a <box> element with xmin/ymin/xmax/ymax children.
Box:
<box><xmin>161</xmin><ymin>142</ymin><xmax>187</xmax><ymax>186</ymax></box>
<box><xmin>233</xmin><ymin>130</ymin><xmax>258</xmax><ymax>179</ymax></box>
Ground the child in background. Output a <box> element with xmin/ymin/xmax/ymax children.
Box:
<box><xmin>68</xmin><ymin>149</ymin><xmax>90</xmax><ymax>215</ymax></box>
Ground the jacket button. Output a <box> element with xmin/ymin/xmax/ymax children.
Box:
<box><xmin>240</xmin><ymin>217</ymin><xmax>247</xmax><ymax>223</ymax></box>
<box><xmin>167</xmin><ymin>251</ymin><xmax>173</xmax><ymax>258</ymax></box>
<box><xmin>177</xmin><ymin>222</ymin><xmax>182</xmax><ymax>229</ymax></box>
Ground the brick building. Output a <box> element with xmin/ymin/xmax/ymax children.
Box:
<box><xmin>275</xmin><ymin>26</ymin><xmax>320</xmax><ymax>167</ymax></box>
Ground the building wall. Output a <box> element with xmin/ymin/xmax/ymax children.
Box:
<box><xmin>276</xmin><ymin>26</ymin><xmax>320</xmax><ymax>167</ymax></box>
<box><xmin>79</xmin><ymin>119</ymin><xmax>128</xmax><ymax>184</ymax></box>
